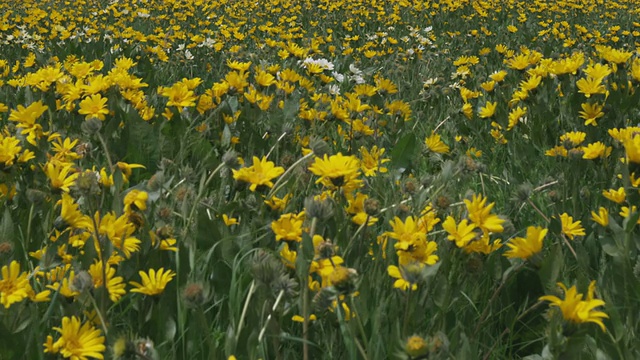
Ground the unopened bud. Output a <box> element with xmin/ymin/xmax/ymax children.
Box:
<box><xmin>81</xmin><ymin>117</ymin><xmax>102</xmax><ymax>134</ymax></box>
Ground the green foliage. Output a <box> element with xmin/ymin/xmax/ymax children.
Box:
<box><xmin>1</xmin><ymin>0</ymin><xmax>640</xmax><ymax>359</ymax></box>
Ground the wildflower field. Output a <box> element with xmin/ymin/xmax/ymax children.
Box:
<box><xmin>2</xmin><ymin>0</ymin><xmax>640</xmax><ymax>358</ymax></box>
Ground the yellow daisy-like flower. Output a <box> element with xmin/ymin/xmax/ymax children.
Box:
<box><xmin>602</xmin><ymin>187</ymin><xmax>625</xmax><ymax>204</ymax></box>
<box><xmin>622</xmin><ymin>133</ymin><xmax>640</xmax><ymax>164</ymax></box>
<box><xmin>539</xmin><ymin>281</ymin><xmax>608</xmax><ymax>332</ymax></box>
<box><xmin>78</xmin><ymin>94</ymin><xmax>109</xmax><ymax>121</ymax></box>
<box><xmin>44</xmin><ymin>316</ymin><xmax>106</xmax><ymax>359</ymax></box>
<box><xmin>479</xmin><ymin>101</ymin><xmax>497</xmax><ymax>118</ymax></box>
<box><xmin>159</xmin><ymin>83</ymin><xmax>197</xmax><ymax>108</ymax></box>
<box><xmin>123</xmin><ymin>189</ymin><xmax>148</xmax><ymax>213</ymax></box>
<box><xmin>271</xmin><ymin>212</ymin><xmax>305</xmax><ymax>242</ymax></box>
<box><xmin>579</xmin><ymin>102</ymin><xmax>604</xmax><ymax>126</ymax></box>
<box><xmin>386</xmin><ymin>216</ymin><xmax>426</xmax><ymax>246</ymax></box>
<box><xmin>222</xmin><ymin>214</ymin><xmax>239</xmax><ymax>226</ymax></box>
<box><xmin>464</xmin><ymin>194</ymin><xmax>505</xmax><ymax>234</ymax></box>
<box><xmin>292</xmin><ymin>314</ymin><xmax>317</xmax><ymax>322</ymax></box>
<box><xmin>397</xmin><ymin>239</ymin><xmax>439</xmax><ymax>266</ymax></box>
<box><xmin>308</xmin><ymin>153</ymin><xmax>361</xmax><ymax>188</ymax></box>
<box><xmin>232</xmin><ymin>156</ymin><xmax>285</xmax><ymax>192</ymax></box>
<box><xmin>44</xmin><ymin>160</ymin><xmax>79</xmax><ymax>193</ymax></box>
<box><xmin>264</xmin><ymin>193</ymin><xmax>292</xmax><ymax>212</ymax></box>
<box><xmin>8</xmin><ymin>100</ymin><xmax>48</xmax><ymax>126</ymax></box>
<box><xmin>129</xmin><ymin>268</ymin><xmax>176</xmax><ymax>296</ymax></box>
<box><xmin>463</xmin><ymin>233</ymin><xmax>502</xmax><ymax>255</ymax></box>
<box><xmin>503</xmin><ymin>226</ymin><xmax>547</xmax><ymax>260</ymax></box>
<box><xmin>559</xmin><ymin>213</ymin><xmax>585</xmax><ymax>240</ymax></box>
<box><xmin>576</xmin><ymin>76</ymin><xmax>607</xmax><ymax>98</ymax></box>
<box><xmin>442</xmin><ymin>216</ymin><xmax>476</xmax><ymax>248</ymax></box>
<box><xmin>89</xmin><ymin>261</ymin><xmax>126</xmax><ymax>302</ymax></box>
<box><xmin>0</xmin><ymin>261</ymin><xmax>32</xmax><ymax>308</ymax></box>
<box><xmin>424</xmin><ymin>133</ymin><xmax>450</xmax><ymax>154</ymax></box>
<box><xmin>591</xmin><ymin>207</ymin><xmax>609</xmax><ymax>227</ymax></box>
<box><xmin>0</xmin><ymin>135</ymin><xmax>23</xmax><ymax>167</ymax></box>
<box><xmin>581</xmin><ymin>142</ymin><xmax>611</xmax><ymax>160</ymax></box>
<box><xmin>58</xmin><ymin>193</ymin><xmax>93</xmax><ymax>230</ymax></box>
<box><xmin>560</xmin><ymin>131</ymin><xmax>586</xmax><ymax>147</ymax></box>
<box><xmin>116</xmin><ymin>162</ymin><xmax>145</xmax><ymax>183</ymax></box>
<box><xmin>358</xmin><ymin>145</ymin><xmax>390</xmax><ymax>177</ymax></box>
<box><xmin>387</xmin><ymin>265</ymin><xmax>418</xmax><ymax>291</ymax></box>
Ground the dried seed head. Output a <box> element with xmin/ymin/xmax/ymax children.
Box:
<box><xmin>403</xmin><ymin>178</ymin><xmax>418</xmax><ymax>195</ymax></box>
<box><xmin>74</xmin><ymin>170</ymin><xmax>101</xmax><ymax>196</ymax></box>
<box><xmin>182</xmin><ymin>283</ymin><xmax>206</xmax><ymax>308</ymax></box>
<box><xmin>435</xmin><ymin>195</ymin><xmax>451</xmax><ymax>211</ymax></box>
<box><xmin>70</xmin><ymin>271</ymin><xmax>94</xmax><ymax>293</ymax></box>
<box><xmin>315</xmin><ymin>239</ymin><xmax>336</xmax><ymax>259</ymax></box>
<box><xmin>26</xmin><ymin>189</ymin><xmax>47</xmax><ymax>205</ymax></box>
<box><xmin>156</xmin><ymin>206</ymin><xmax>172</xmax><ymax>221</ymax></box>
<box><xmin>147</xmin><ymin>172</ymin><xmax>164</xmax><ymax>192</ymax></box>
<box><xmin>0</xmin><ymin>241</ymin><xmax>13</xmax><ymax>257</ymax></box>
<box><xmin>363</xmin><ymin>198</ymin><xmax>380</xmax><ymax>216</ymax></box>
<box><xmin>395</xmin><ymin>203</ymin><xmax>411</xmax><ymax>218</ymax></box>
<box><xmin>547</xmin><ymin>190</ymin><xmax>561</xmax><ymax>203</ymax></box>
<box><xmin>222</xmin><ymin>149</ymin><xmax>240</xmax><ymax>168</ymax></box>
<box><xmin>175</xmin><ymin>186</ymin><xmax>193</xmax><ymax>202</ymax></box>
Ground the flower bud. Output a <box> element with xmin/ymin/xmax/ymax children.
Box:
<box><xmin>81</xmin><ymin>117</ymin><xmax>102</xmax><ymax>135</ymax></box>
<box><xmin>309</xmin><ymin>137</ymin><xmax>331</xmax><ymax>158</ymax></box>
<box><xmin>222</xmin><ymin>149</ymin><xmax>240</xmax><ymax>168</ymax></box>
<box><xmin>304</xmin><ymin>196</ymin><xmax>334</xmax><ymax>220</ymax></box>
<box><xmin>405</xmin><ymin>335</ymin><xmax>428</xmax><ymax>357</ymax></box>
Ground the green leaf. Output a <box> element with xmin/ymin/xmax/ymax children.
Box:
<box><xmin>390</xmin><ymin>133</ymin><xmax>417</xmax><ymax>170</ymax></box>
<box><xmin>549</xmin><ymin>215</ymin><xmax>562</xmax><ymax>236</ymax></box>
<box><xmin>222</xmin><ymin>124</ymin><xmax>232</xmax><ymax>148</ymax></box>
<box><xmin>165</xmin><ymin>316</ymin><xmax>177</xmax><ymax>341</ymax></box>
<box><xmin>1</xmin><ymin>207</ymin><xmax>14</xmax><ymax>246</ymax></box>
<box><xmin>539</xmin><ymin>243</ymin><xmax>564</xmax><ymax>290</ymax></box>
<box><xmin>283</xmin><ymin>94</ymin><xmax>300</xmax><ymax>121</ymax></box>
<box><xmin>623</xmin><ymin>210</ymin><xmax>639</xmax><ymax>233</ymax></box>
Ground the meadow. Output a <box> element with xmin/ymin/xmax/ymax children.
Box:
<box><xmin>1</xmin><ymin>0</ymin><xmax>640</xmax><ymax>359</ymax></box>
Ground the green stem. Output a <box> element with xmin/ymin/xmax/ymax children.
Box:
<box><xmin>236</xmin><ymin>280</ymin><xmax>256</xmax><ymax>344</ymax></box>
<box><xmin>303</xmin><ymin>217</ymin><xmax>318</xmax><ymax>360</ymax></box>
<box><xmin>181</xmin><ymin>162</ymin><xmax>225</xmax><ymax>240</ymax></box>
<box><xmin>267</xmin><ymin>152</ymin><xmax>315</xmax><ymax>199</ymax></box>
<box><xmin>258</xmin><ymin>289</ymin><xmax>285</xmax><ymax>342</ymax></box>
<box><xmin>402</xmin><ymin>288</ymin><xmax>413</xmax><ymax>337</ymax></box>
<box><xmin>197</xmin><ymin>307</ymin><xmax>216</xmax><ymax>354</ymax></box>
<box><xmin>350</xmin><ymin>297</ymin><xmax>369</xmax><ymax>352</ymax></box>
<box><xmin>96</xmin><ymin>132</ymin><xmax>114</xmax><ymax>172</ymax></box>
<box><xmin>24</xmin><ymin>203</ymin><xmax>34</xmax><ymax>267</ymax></box>
<box><xmin>88</xmin><ymin>292</ymin><xmax>109</xmax><ymax>337</ymax></box>
<box><xmin>473</xmin><ymin>262</ymin><xmax>525</xmax><ymax>336</ymax></box>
